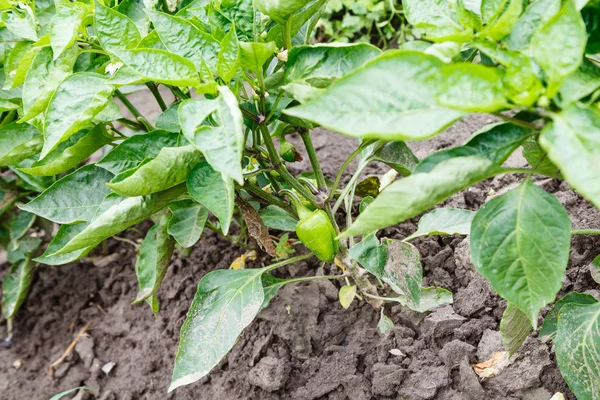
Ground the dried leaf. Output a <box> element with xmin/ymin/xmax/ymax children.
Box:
<box><xmin>237</xmin><ymin>198</ymin><xmax>277</xmax><ymax>257</ymax></box>
<box><xmin>472</xmin><ymin>351</ymin><xmax>511</xmax><ymax>379</ymax></box>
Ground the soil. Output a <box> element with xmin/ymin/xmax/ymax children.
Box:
<box><xmin>1</xmin><ymin>98</ymin><xmax>600</xmax><ymax>400</ymax></box>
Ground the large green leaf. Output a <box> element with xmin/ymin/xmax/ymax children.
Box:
<box><xmin>146</xmin><ymin>10</ymin><xmax>220</xmax><ymax>71</ymax></box>
<box><xmin>0</xmin><ymin>122</ymin><xmax>43</xmax><ymax>166</ymax></box>
<box><xmin>20</xmin><ymin>126</ymin><xmax>112</xmax><ymax>176</ymax></box>
<box><xmin>521</xmin><ymin>136</ymin><xmax>560</xmax><ymax>177</ymax></box>
<box><xmin>284</xmin><ymin>51</ymin><xmax>466</xmax><ymax>141</ymax></box>
<box><xmin>340</xmin><ymin>156</ymin><xmax>500</xmax><ymax>238</ymax></box>
<box><xmin>402</xmin><ymin>0</ymin><xmax>465</xmax><ymax>40</ymax></box>
<box><xmin>254</xmin><ymin>0</ymin><xmax>312</xmax><ymax>23</ymax></box>
<box><xmin>215</xmin><ymin>0</ymin><xmax>254</xmax><ymax>40</ymax></box>
<box><xmin>52</xmin><ymin>184</ymin><xmax>186</xmax><ymax>255</ymax></box>
<box><xmin>169</xmin><ymin>267</ymin><xmax>266</xmax><ymax>391</ymax></box>
<box><xmin>540</xmin><ymin>104</ymin><xmax>600</xmax><ymax>209</ymax></box>
<box><xmin>555</xmin><ymin>301</ymin><xmax>600</xmax><ymax>400</ymax></box>
<box><xmin>504</xmin><ymin>0</ymin><xmax>561</xmax><ymax>52</ymax></box>
<box><xmin>539</xmin><ymin>292</ymin><xmax>598</xmax><ymax>339</ymax></box>
<box><xmin>94</xmin><ymin>0</ymin><xmax>141</xmax><ymax>53</ymax></box>
<box><xmin>19</xmin><ymin>45</ymin><xmax>79</xmax><ymax>122</ymax></box>
<box><xmin>217</xmin><ymin>24</ymin><xmax>239</xmax><ymax>82</ymax></box>
<box><xmin>167</xmin><ymin>199</ymin><xmax>208</xmax><ymax>248</ymax></box>
<box><xmin>470</xmin><ymin>179</ymin><xmax>571</xmax><ymax>328</ymax></box>
<box><xmin>3</xmin><ymin>41</ymin><xmax>35</xmax><ymax>90</ymax></box>
<box><xmin>187</xmin><ymin>161</ymin><xmax>234</xmax><ymax>235</ymax></box>
<box><xmin>96</xmin><ymin>130</ymin><xmax>179</xmax><ymax>174</ymax></box>
<box><xmin>372</xmin><ymin>141</ymin><xmax>419</xmax><ymax>176</ymax></box>
<box><xmin>21</xmin><ymin>164</ymin><xmax>114</xmax><ymax>224</ymax></box>
<box><xmin>265</xmin><ymin>0</ymin><xmax>327</xmax><ymax>47</ymax></box>
<box><xmin>1</xmin><ymin>258</ymin><xmax>35</xmax><ymax>320</ymax></box>
<box><xmin>34</xmin><ymin>223</ymin><xmax>94</xmax><ymax>265</ymax></box>
<box><xmin>115</xmin><ymin>49</ymin><xmax>201</xmax><ymax>87</ymax></box>
<box><xmin>258</xmin><ymin>205</ymin><xmax>297</xmax><ymax>232</ymax></box>
<box><xmin>559</xmin><ymin>58</ymin><xmax>600</xmax><ymax>106</ymax></box>
<box><xmin>49</xmin><ymin>2</ymin><xmax>87</xmax><ymax>60</ymax></box>
<box><xmin>435</xmin><ymin>63</ymin><xmax>507</xmax><ymax>112</ymax></box>
<box><xmin>154</xmin><ymin>102</ymin><xmax>181</xmax><ymax>132</ymax></box>
<box><xmin>349</xmin><ymin>234</ymin><xmax>422</xmax><ymax>307</ymax></box>
<box><xmin>532</xmin><ymin>0</ymin><xmax>587</xmax><ymax>97</ymax></box>
<box><xmin>500</xmin><ymin>302</ymin><xmax>532</xmax><ymax>356</ymax></box>
<box><xmin>2</xmin><ymin>7</ymin><xmax>38</xmax><ymax>41</ymax></box>
<box><xmin>9</xmin><ymin>211</ymin><xmax>36</xmax><ymax>243</ymax></box>
<box><xmin>481</xmin><ymin>0</ymin><xmax>523</xmax><ymax>40</ymax></box>
<box><xmin>133</xmin><ymin>214</ymin><xmax>175</xmax><ymax>310</ymax></box>
<box><xmin>107</xmin><ymin>145</ymin><xmax>202</xmax><ymax>196</ymax></box>
<box><xmin>42</xmin><ymin>72</ymin><xmax>114</xmax><ymax>158</ymax></box>
<box><xmin>404</xmin><ymin>208</ymin><xmax>475</xmax><ymax>242</ymax></box>
<box><xmin>179</xmin><ymin>86</ymin><xmax>244</xmax><ymax>183</ymax></box>
<box><xmin>116</xmin><ymin>0</ymin><xmax>149</xmax><ymax>36</ymax></box>
<box><xmin>239</xmin><ymin>41</ymin><xmax>277</xmax><ymax>72</ymax></box>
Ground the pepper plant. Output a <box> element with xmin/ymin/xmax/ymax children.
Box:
<box><xmin>1</xmin><ymin>0</ymin><xmax>600</xmax><ymax>396</ymax></box>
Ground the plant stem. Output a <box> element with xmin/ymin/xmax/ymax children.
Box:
<box><xmin>327</xmin><ymin>140</ymin><xmax>374</xmax><ymax>202</ymax></box>
<box><xmin>571</xmin><ymin>229</ymin><xmax>600</xmax><ymax>235</ymax></box>
<box><xmin>168</xmin><ymin>86</ymin><xmax>190</xmax><ymax>100</ymax></box>
<box><xmin>502</xmin><ymin>167</ymin><xmax>561</xmax><ymax>178</ymax></box>
<box><xmin>300</xmin><ymin>130</ymin><xmax>327</xmax><ymax>192</ymax></box>
<box><xmin>265</xmin><ymin>253</ymin><xmax>314</xmax><ymax>272</ymax></box>
<box><xmin>145</xmin><ymin>83</ymin><xmax>167</xmax><ymax>112</ymax></box>
<box><xmin>279</xmin><ymin>273</ymin><xmax>352</xmax><ymax>285</ymax></box>
<box><xmin>0</xmin><ymin>110</ymin><xmax>16</xmax><ymax>127</ymax></box>
<box><xmin>244</xmin><ymin>181</ymin><xmax>294</xmax><ymax>213</ymax></box>
<box><xmin>333</xmin><ymin>159</ymin><xmax>371</xmax><ymax>213</ymax></box>
<box><xmin>492</xmin><ymin>112</ymin><xmax>544</xmax><ymax>130</ymax></box>
<box><xmin>114</xmin><ymin>90</ymin><xmax>153</xmax><ymax>131</ymax></box>
<box><xmin>117</xmin><ymin>117</ymin><xmax>145</xmax><ymax>131</ymax></box>
<box><xmin>258</xmin><ymin>124</ymin><xmax>320</xmax><ymax>208</ymax></box>
<box><xmin>283</xmin><ymin>19</ymin><xmax>293</xmax><ymax>50</ymax></box>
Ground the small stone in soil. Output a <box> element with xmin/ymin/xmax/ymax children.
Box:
<box><xmin>476</xmin><ymin>329</ymin><xmax>503</xmax><ymax>361</ymax></box>
<box><xmin>420</xmin><ymin>305</ymin><xmax>466</xmax><ymax>339</ymax></box>
<box><xmin>247</xmin><ymin>356</ymin><xmax>290</xmax><ymax>392</ymax></box>
<box><xmin>439</xmin><ymin>340</ymin><xmax>476</xmax><ymax>371</ymax></box>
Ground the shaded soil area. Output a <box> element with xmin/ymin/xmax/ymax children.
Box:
<box><xmin>1</xmin><ymin>115</ymin><xmax>600</xmax><ymax>400</ymax></box>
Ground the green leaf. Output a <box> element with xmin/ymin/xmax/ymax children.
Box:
<box><xmin>179</xmin><ymin>86</ymin><xmax>244</xmax><ymax>183</ymax></box>
<box><xmin>583</xmin><ymin>6</ymin><xmax>600</xmax><ymax>54</ymax></box>
<box><xmin>9</xmin><ymin>210</ymin><xmax>36</xmax><ymax>242</ymax></box>
<box><xmin>481</xmin><ymin>0</ymin><xmax>523</xmax><ymax>40</ymax></box>
<box><xmin>2</xmin><ymin>7</ymin><xmax>38</xmax><ymax>41</ymax></box>
<box><xmin>21</xmin><ymin>164</ymin><xmax>114</xmax><ymax>224</ymax></box>
<box><xmin>456</xmin><ymin>0</ymin><xmax>482</xmax><ymax>30</ymax></box>
<box><xmin>381</xmin><ymin>286</ymin><xmax>454</xmax><ymax>312</ymax></box>
<box><xmin>49</xmin><ymin>387</ymin><xmax>91</xmax><ymax>400</ymax></box>
<box><xmin>94</xmin><ymin>0</ymin><xmax>141</xmax><ymax>53</ymax></box>
<box><xmin>20</xmin><ymin>126</ymin><xmax>112</xmax><ymax>176</ymax></box>
<box><xmin>49</xmin><ymin>2</ymin><xmax>87</xmax><ymax>60</ymax></box>
<box><xmin>169</xmin><ymin>267</ymin><xmax>266</xmax><ymax>391</ymax></box>
<box><xmin>134</xmin><ymin>214</ymin><xmax>175</xmax><ymax>308</ymax></box>
<box><xmin>42</xmin><ymin>72</ymin><xmax>114</xmax><ymax>158</ymax></box>
<box><xmin>167</xmin><ymin>199</ymin><xmax>208</xmax><ymax>248</ymax></box>
<box><xmin>377</xmin><ymin>308</ymin><xmax>394</xmax><ymax>335</ymax></box>
<box><xmin>115</xmin><ymin>49</ymin><xmax>201</xmax><ymax>87</ymax></box>
<box><xmin>117</xmin><ymin>0</ymin><xmax>149</xmax><ymax>36</ymax></box>
<box><xmin>1</xmin><ymin>258</ymin><xmax>35</xmax><ymax>320</ymax></box>
<box><xmin>20</xmin><ymin>45</ymin><xmax>80</xmax><ymax>122</ymax></box>
<box><xmin>540</xmin><ymin>104</ymin><xmax>600</xmax><ymax>209</ymax></box>
<box><xmin>96</xmin><ymin>130</ymin><xmax>179</xmax><ymax>174</ymax></box>
<box><xmin>215</xmin><ymin>0</ymin><xmax>254</xmax><ymax>40</ymax></box>
<box><xmin>592</xmin><ymin>255</ymin><xmax>600</xmax><ymax>284</ymax></box>
<box><xmin>415</xmin><ymin>122</ymin><xmax>534</xmax><ymax>174</ymax></box>
<box><xmin>52</xmin><ymin>184</ymin><xmax>186</xmax><ymax>255</ymax></box>
<box><xmin>154</xmin><ymin>102</ymin><xmax>181</xmax><ymax>132</ymax></box>
<box><xmin>187</xmin><ymin>161</ymin><xmax>234</xmax><ymax>235</ymax></box>
<box><xmin>107</xmin><ymin>145</ymin><xmax>202</xmax><ymax>196</ymax></box>
<box><xmin>265</xmin><ymin>0</ymin><xmax>327</xmax><ymax>47</ymax></box>
<box><xmin>521</xmin><ymin>136</ymin><xmax>560</xmax><ymax>177</ymax></box>
<box><xmin>34</xmin><ymin>223</ymin><xmax>94</xmax><ymax>265</ymax></box>
<box><xmin>539</xmin><ymin>292</ymin><xmax>598</xmax><ymax>339</ymax></box>
<box><xmin>470</xmin><ymin>179</ymin><xmax>571</xmax><ymax>328</ymax></box>
<box><xmin>554</xmin><ymin>301</ymin><xmax>600</xmax><ymax>400</ymax></box>
<box><xmin>340</xmin><ymin>156</ymin><xmax>500</xmax><ymax>238</ymax></box>
<box><xmin>504</xmin><ymin>0</ymin><xmax>561</xmax><ymax>52</ymax></box>
<box><xmin>372</xmin><ymin>141</ymin><xmax>419</xmax><ymax>176</ymax></box>
<box><xmin>3</xmin><ymin>40</ymin><xmax>35</xmax><ymax>90</ymax></box>
<box><xmin>402</xmin><ymin>0</ymin><xmax>464</xmax><ymax>40</ymax></box>
<box><xmin>285</xmin><ymin>51</ymin><xmax>466</xmax><ymax>141</ymax></box>
<box><xmin>254</xmin><ymin>0</ymin><xmax>312</xmax><ymax>23</ymax></box>
<box><xmin>532</xmin><ymin>0</ymin><xmax>587</xmax><ymax>97</ymax></box>
<box><xmin>404</xmin><ymin>208</ymin><xmax>475</xmax><ymax>242</ymax></box>
<box><xmin>500</xmin><ymin>302</ymin><xmax>532</xmax><ymax>356</ymax></box>
<box><xmin>239</xmin><ymin>41</ymin><xmax>277</xmax><ymax>72</ymax></box>
<box><xmin>338</xmin><ymin>285</ymin><xmax>356</xmax><ymax>309</ymax></box>
<box><xmin>145</xmin><ymin>9</ymin><xmax>220</xmax><ymax>71</ymax></box>
<box><xmin>0</xmin><ymin>122</ymin><xmax>43</xmax><ymax>166</ymax></box>
<box><xmin>349</xmin><ymin>235</ymin><xmax>422</xmax><ymax>307</ymax></box>
<box><xmin>217</xmin><ymin>24</ymin><xmax>239</xmax><ymax>82</ymax></box>
<box><xmin>435</xmin><ymin>63</ymin><xmax>507</xmax><ymax>112</ymax></box>
<box><xmin>258</xmin><ymin>205</ymin><xmax>297</xmax><ymax>232</ymax></box>
<box><xmin>559</xmin><ymin>58</ymin><xmax>600</xmax><ymax>106</ymax></box>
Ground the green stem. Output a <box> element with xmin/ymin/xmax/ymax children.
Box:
<box><xmin>283</xmin><ymin>18</ymin><xmax>293</xmax><ymax>50</ymax></box>
<box><xmin>145</xmin><ymin>83</ymin><xmax>167</xmax><ymax>112</ymax></box>
<box><xmin>0</xmin><ymin>110</ymin><xmax>16</xmax><ymax>127</ymax></box>
<box><xmin>114</xmin><ymin>90</ymin><xmax>152</xmax><ymax>131</ymax></box>
<box><xmin>258</xmin><ymin>124</ymin><xmax>319</xmax><ymax>208</ymax></box>
<box><xmin>492</xmin><ymin>112</ymin><xmax>544</xmax><ymax>130</ymax></box>
<box><xmin>264</xmin><ymin>253</ymin><xmax>314</xmax><ymax>273</ymax></box>
<box><xmin>327</xmin><ymin>140</ymin><xmax>374</xmax><ymax>202</ymax></box>
<box><xmin>333</xmin><ymin>158</ymin><xmax>371</xmax><ymax>213</ymax></box>
<box><xmin>168</xmin><ymin>86</ymin><xmax>190</xmax><ymax>100</ymax></box>
<box><xmin>571</xmin><ymin>229</ymin><xmax>600</xmax><ymax>235</ymax></box>
<box><xmin>502</xmin><ymin>167</ymin><xmax>561</xmax><ymax>178</ymax></box>
<box><xmin>117</xmin><ymin>117</ymin><xmax>144</xmax><ymax>131</ymax></box>
<box><xmin>278</xmin><ymin>273</ymin><xmax>352</xmax><ymax>285</ymax></box>
<box><xmin>300</xmin><ymin>130</ymin><xmax>327</xmax><ymax>192</ymax></box>
<box><xmin>244</xmin><ymin>181</ymin><xmax>294</xmax><ymax>213</ymax></box>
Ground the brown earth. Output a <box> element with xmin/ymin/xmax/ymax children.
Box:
<box><xmin>1</xmin><ymin>92</ymin><xmax>599</xmax><ymax>400</ymax></box>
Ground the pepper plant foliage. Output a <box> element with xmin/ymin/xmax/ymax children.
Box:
<box><xmin>1</xmin><ymin>0</ymin><xmax>600</xmax><ymax>395</ymax></box>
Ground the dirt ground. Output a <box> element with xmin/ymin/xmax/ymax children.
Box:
<box><xmin>1</xmin><ymin>91</ymin><xmax>600</xmax><ymax>400</ymax></box>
